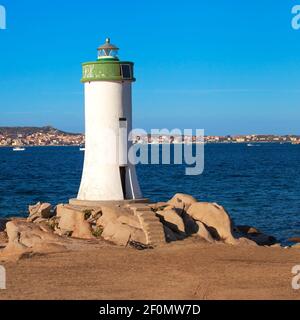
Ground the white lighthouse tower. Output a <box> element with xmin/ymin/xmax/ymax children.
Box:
<box><xmin>71</xmin><ymin>38</ymin><xmax>143</xmax><ymax>205</ymax></box>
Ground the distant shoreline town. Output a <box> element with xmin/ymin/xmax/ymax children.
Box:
<box><xmin>0</xmin><ymin>126</ymin><xmax>300</xmax><ymax>147</ymax></box>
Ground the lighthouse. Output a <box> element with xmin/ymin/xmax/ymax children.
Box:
<box><xmin>72</xmin><ymin>38</ymin><xmax>143</xmax><ymax>204</ymax></box>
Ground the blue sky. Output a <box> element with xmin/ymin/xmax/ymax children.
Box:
<box><xmin>0</xmin><ymin>0</ymin><xmax>299</xmax><ymax>135</ymax></box>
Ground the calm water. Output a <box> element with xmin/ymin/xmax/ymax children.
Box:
<box><xmin>0</xmin><ymin>144</ymin><xmax>299</xmax><ymax>243</ymax></box>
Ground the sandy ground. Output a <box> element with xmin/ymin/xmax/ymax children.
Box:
<box><xmin>0</xmin><ymin>237</ymin><xmax>300</xmax><ymax>300</ymax></box>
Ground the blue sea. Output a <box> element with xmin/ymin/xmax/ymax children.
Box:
<box><xmin>0</xmin><ymin>144</ymin><xmax>299</xmax><ymax>243</ymax></box>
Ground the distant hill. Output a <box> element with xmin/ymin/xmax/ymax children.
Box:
<box><xmin>0</xmin><ymin>126</ymin><xmax>81</xmax><ymax>137</ymax></box>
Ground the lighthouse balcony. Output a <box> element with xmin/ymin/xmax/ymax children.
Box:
<box><xmin>81</xmin><ymin>61</ymin><xmax>135</xmax><ymax>83</ymax></box>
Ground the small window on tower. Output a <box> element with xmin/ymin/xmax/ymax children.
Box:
<box><xmin>119</xmin><ymin>118</ymin><xmax>127</xmax><ymax>128</ymax></box>
<box><xmin>121</xmin><ymin>64</ymin><xmax>132</xmax><ymax>79</ymax></box>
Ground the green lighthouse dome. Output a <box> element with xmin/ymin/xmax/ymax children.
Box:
<box><xmin>81</xmin><ymin>38</ymin><xmax>135</xmax><ymax>83</ymax></box>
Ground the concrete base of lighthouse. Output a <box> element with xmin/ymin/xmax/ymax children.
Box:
<box><xmin>69</xmin><ymin>198</ymin><xmax>149</xmax><ymax>207</ymax></box>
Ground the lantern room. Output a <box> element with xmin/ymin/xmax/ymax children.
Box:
<box><xmin>97</xmin><ymin>38</ymin><xmax>119</xmax><ymax>60</ymax></box>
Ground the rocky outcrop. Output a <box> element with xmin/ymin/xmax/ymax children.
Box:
<box><xmin>28</xmin><ymin>202</ymin><xmax>53</xmax><ymax>222</ymax></box>
<box><xmin>72</xmin><ymin>213</ymin><xmax>94</xmax><ymax>240</ymax></box>
<box><xmin>187</xmin><ymin>202</ymin><xmax>237</xmax><ymax>245</ymax></box>
<box><xmin>156</xmin><ymin>209</ymin><xmax>186</xmax><ymax>234</ymax></box>
<box><xmin>0</xmin><ymin>193</ymin><xmax>279</xmax><ymax>257</ymax></box>
<box><xmin>0</xmin><ymin>218</ymin><xmax>8</xmax><ymax>232</ymax></box>
<box><xmin>52</xmin><ymin>203</ymin><xmax>166</xmax><ymax>247</ymax></box>
<box><xmin>149</xmin><ymin>202</ymin><xmax>169</xmax><ymax>211</ymax></box>
<box><xmin>288</xmin><ymin>237</ymin><xmax>300</xmax><ymax>243</ymax></box>
<box><xmin>102</xmin><ymin>221</ymin><xmax>132</xmax><ymax>246</ymax></box>
<box><xmin>91</xmin><ymin>203</ymin><xmax>166</xmax><ymax>246</ymax></box>
<box><xmin>163</xmin><ymin>225</ymin><xmax>179</xmax><ymax>242</ymax></box>
<box><xmin>235</xmin><ymin>225</ymin><xmax>277</xmax><ymax>246</ymax></box>
<box><xmin>102</xmin><ymin>220</ymin><xmax>146</xmax><ymax>246</ymax></box>
<box><xmin>235</xmin><ymin>237</ymin><xmax>258</xmax><ymax>246</ymax></box>
<box><xmin>56</xmin><ymin>204</ymin><xmax>94</xmax><ymax>239</ymax></box>
<box><xmin>167</xmin><ymin>193</ymin><xmax>198</xmax><ymax>211</ymax></box>
<box><xmin>0</xmin><ymin>231</ymin><xmax>8</xmax><ymax>249</ymax></box>
<box><xmin>95</xmin><ymin>205</ymin><xmax>153</xmax><ymax>246</ymax></box>
<box><xmin>0</xmin><ymin>220</ymin><xmax>68</xmax><ymax>261</ymax></box>
<box><xmin>181</xmin><ymin>212</ymin><xmax>198</xmax><ymax>235</ymax></box>
<box><xmin>96</xmin><ymin>206</ymin><xmax>131</xmax><ymax>228</ymax></box>
<box><xmin>195</xmin><ymin>221</ymin><xmax>215</xmax><ymax>243</ymax></box>
<box><xmin>236</xmin><ymin>225</ymin><xmax>260</xmax><ymax>235</ymax></box>
<box><xmin>117</xmin><ymin>214</ymin><xmax>141</xmax><ymax>229</ymax></box>
<box><xmin>57</xmin><ymin>205</ymin><xmax>79</xmax><ymax>232</ymax></box>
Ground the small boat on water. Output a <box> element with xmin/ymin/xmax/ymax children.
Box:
<box><xmin>247</xmin><ymin>143</ymin><xmax>260</xmax><ymax>147</ymax></box>
<box><xmin>79</xmin><ymin>147</ymin><xmax>85</xmax><ymax>151</ymax></box>
<box><xmin>13</xmin><ymin>147</ymin><xmax>26</xmax><ymax>152</ymax></box>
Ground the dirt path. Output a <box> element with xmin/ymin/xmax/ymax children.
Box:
<box><xmin>1</xmin><ymin>238</ymin><xmax>300</xmax><ymax>300</ymax></box>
